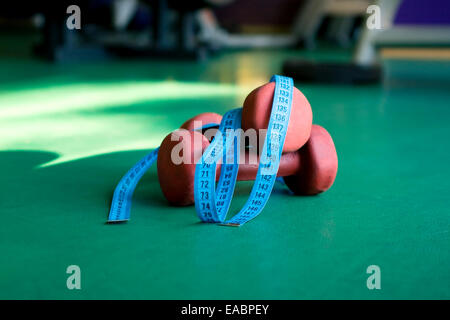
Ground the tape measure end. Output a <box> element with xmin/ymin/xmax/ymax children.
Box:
<box><xmin>219</xmin><ymin>223</ymin><xmax>241</xmax><ymax>227</ymax></box>
<box><xmin>106</xmin><ymin>219</ymin><xmax>129</xmax><ymax>224</ymax></box>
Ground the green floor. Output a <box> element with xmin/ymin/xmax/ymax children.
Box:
<box><xmin>0</xmin><ymin>39</ymin><xmax>449</xmax><ymax>299</ymax></box>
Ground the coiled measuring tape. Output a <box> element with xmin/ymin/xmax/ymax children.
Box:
<box><xmin>107</xmin><ymin>123</ymin><xmax>218</xmax><ymax>222</ymax></box>
<box><xmin>108</xmin><ymin>148</ymin><xmax>159</xmax><ymax>222</ymax></box>
<box><xmin>108</xmin><ymin>75</ymin><xmax>293</xmax><ymax>226</ymax></box>
<box><xmin>194</xmin><ymin>75</ymin><xmax>293</xmax><ymax>226</ymax></box>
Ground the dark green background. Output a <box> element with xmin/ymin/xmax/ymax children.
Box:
<box><xmin>0</xmin><ymin>35</ymin><xmax>449</xmax><ymax>299</ymax></box>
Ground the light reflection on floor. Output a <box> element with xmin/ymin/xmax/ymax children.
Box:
<box><xmin>0</xmin><ymin>80</ymin><xmax>250</xmax><ymax>167</ymax></box>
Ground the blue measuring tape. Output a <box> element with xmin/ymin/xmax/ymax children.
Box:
<box><xmin>108</xmin><ymin>75</ymin><xmax>293</xmax><ymax>226</ymax></box>
<box><xmin>194</xmin><ymin>75</ymin><xmax>293</xmax><ymax>226</ymax></box>
<box><xmin>108</xmin><ymin>148</ymin><xmax>159</xmax><ymax>222</ymax></box>
<box><xmin>108</xmin><ymin>123</ymin><xmax>219</xmax><ymax>222</ymax></box>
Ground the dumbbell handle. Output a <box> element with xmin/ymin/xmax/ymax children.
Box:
<box><xmin>216</xmin><ymin>150</ymin><xmax>301</xmax><ymax>181</ymax></box>
<box><xmin>211</xmin><ymin>124</ymin><xmax>337</xmax><ymax>197</ymax></box>
<box><xmin>158</xmin><ymin>124</ymin><xmax>336</xmax><ymax>205</ymax></box>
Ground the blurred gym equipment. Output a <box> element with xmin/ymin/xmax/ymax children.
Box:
<box><xmin>283</xmin><ymin>0</ymin><xmax>400</xmax><ymax>84</ymax></box>
<box><xmin>30</xmin><ymin>0</ymin><xmax>237</xmax><ymax>61</ymax></box>
<box><xmin>283</xmin><ymin>0</ymin><xmax>450</xmax><ymax>84</ymax></box>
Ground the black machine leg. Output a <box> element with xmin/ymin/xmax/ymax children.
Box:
<box><xmin>282</xmin><ymin>59</ymin><xmax>382</xmax><ymax>84</ymax></box>
<box><xmin>152</xmin><ymin>0</ymin><xmax>170</xmax><ymax>50</ymax></box>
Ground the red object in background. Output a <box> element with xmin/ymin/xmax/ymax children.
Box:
<box><xmin>213</xmin><ymin>0</ymin><xmax>305</xmax><ymax>31</ymax></box>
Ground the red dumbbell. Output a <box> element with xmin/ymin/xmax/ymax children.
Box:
<box><xmin>157</xmin><ymin>124</ymin><xmax>338</xmax><ymax>205</ymax></box>
<box><xmin>242</xmin><ymin>81</ymin><xmax>313</xmax><ymax>153</ymax></box>
<box><xmin>155</xmin><ymin>112</ymin><xmax>222</xmax><ymax>206</ymax></box>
